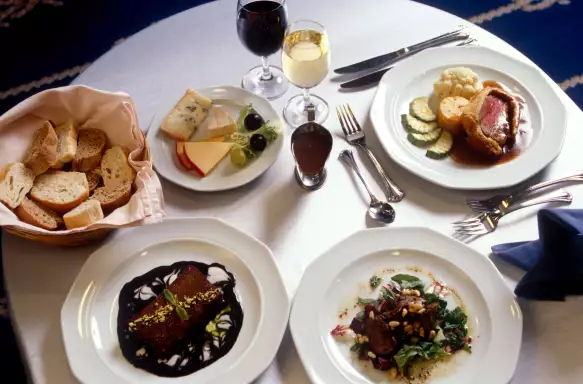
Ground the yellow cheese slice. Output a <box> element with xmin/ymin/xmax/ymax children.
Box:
<box><xmin>206</xmin><ymin>108</ymin><xmax>237</xmax><ymax>139</ymax></box>
<box><xmin>183</xmin><ymin>142</ymin><xmax>234</xmax><ymax>177</ymax></box>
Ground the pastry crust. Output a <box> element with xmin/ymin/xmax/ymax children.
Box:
<box><xmin>461</xmin><ymin>87</ymin><xmax>520</xmax><ymax>157</ymax></box>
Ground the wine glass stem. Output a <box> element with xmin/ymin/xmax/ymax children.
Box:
<box><xmin>260</xmin><ymin>56</ymin><xmax>273</xmax><ymax>81</ymax></box>
<box><xmin>302</xmin><ymin>88</ymin><xmax>312</xmax><ymax>110</ymax></box>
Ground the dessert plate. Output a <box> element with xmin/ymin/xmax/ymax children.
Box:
<box><xmin>147</xmin><ymin>85</ymin><xmax>284</xmax><ymax>192</ymax></box>
<box><xmin>369</xmin><ymin>46</ymin><xmax>567</xmax><ymax>190</ymax></box>
<box><xmin>61</xmin><ymin>218</ymin><xmax>289</xmax><ymax>384</ymax></box>
<box><xmin>290</xmin><ymin>227</ymin><xmax>522</xmax><ymax>384</ymax></box>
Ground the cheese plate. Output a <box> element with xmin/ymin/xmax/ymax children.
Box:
<box><xmin>147</xmin><ymin>86</ymin><xmax>284</xmax><ymax>192</ymax></box>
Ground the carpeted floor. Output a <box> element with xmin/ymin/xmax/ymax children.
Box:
<box><xmin>0</xmin><ymin>0</ymin><xmax>581</xmax><ymax>381</ymax></box>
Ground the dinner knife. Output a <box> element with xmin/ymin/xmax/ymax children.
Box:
<box><xmin>340</xmin><ymin>38</ymin><xmax>478</xmax><ymax>89</ymax></box>
<box><xmin>334</xmin><ymin>27</ymin><xmax>468</xmax><ymax>74</ymax></box>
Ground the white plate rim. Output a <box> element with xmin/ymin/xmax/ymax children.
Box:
<box><xmin>289</xmin><ymin>226</ymin><xmax>522</xmax><ymax>384</ymax></box>
<box><xmin>369</xmin><ymin>45</ymin><xmax>567</xmax><ymax>190</ymax></box>
<box><xmin>147</xmin><ymin>85</ymin><xmax>284</xmax><ymax>192</ymax></box>
<box><xmin>60</xmin><ymin>217</ymin><xmax>290</xmax><ymax>384</ymax></box>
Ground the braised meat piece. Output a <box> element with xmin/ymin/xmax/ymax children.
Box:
<box><xmin>461</xmin><ymin>87</ymin><xmax>520</xmax><ymax>157</ymax></box>
<box><xmin>364</xmin><ymin>312</ymin><xmax>397</xmax><ymax>355</ymax></box>
<box><xmin>129</xmin><ymin>265</ymin><xmax>223</xmax><ymax>356</ymax></box>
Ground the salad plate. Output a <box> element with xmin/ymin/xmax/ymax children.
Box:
<box><xmin>61</xmin><ymin>218</ymin><xmax>289</xmax><ymax>384</ymax></box>
<box><xmin>147</xmin><ymin>85</ymin><xmax>284</xmax><ymax>192</ymax></box>
<box><xmin>369</xmin><ymin>46</ymin><xmax>567</xmax><ymax>190</ymax></box>
<box><xmin>290</xmin><ymin>227</ymin><xmax>522</xmax><ymax>384</ymax></box>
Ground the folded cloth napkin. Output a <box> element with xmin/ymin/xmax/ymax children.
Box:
<box><xmin>491</xmin><ymin>209</ymin><xmax>583</xmax><ymax>301</ymax></box>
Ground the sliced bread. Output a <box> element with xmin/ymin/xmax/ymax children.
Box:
<box><xmin>24</xmin><ymin>121</ymin><xmax>59</xmax><ymax>175</ymax></box>
<box><xmin>90</xmin><ymin>182</ymin><xmax>132</xmax><ymax>212</ymax></box>
<box><xmin>101</xmin><ymin>146</ymin><xmax>136</xmax><ymax>189</ymax></box>
<box><xmin>15</xmin><ymin>197</ymin><xmax>63</xmax><ymax>230</ymax></box>
<box><xmin>51</xmin><ymin>119</ymin><xmax>78</xmax><ymax>169</ymax></box>
<box><xmin>0</xmin><ymin>162</ymin><xmax>35</xmax><ymax>209</ymax></box>
<box><xmin>85</xmin><ymin>168</ymin><xmax>102</xmax><ymax>191</ymax></box>
<box><xmin>63</xmin><ymin>199</ymin><xmax>104</xmax><ymax>230</ymax></box>
<box><xmin>73</xmin><ymin>128</ymin><xmax>107</xmax><ymax>171</ymax></box>
<box><xmin>30</xmin><ymin>171</ymin><xmax>89</xmax><ymax>213</ymax></box>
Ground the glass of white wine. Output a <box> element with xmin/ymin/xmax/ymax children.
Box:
<box><xmin>282</xmin><ymin>20</ymin><xmax>331</xmax><ymax>127</ymax></box>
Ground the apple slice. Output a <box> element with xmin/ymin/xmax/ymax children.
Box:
<box><xmin>175</xmin><ymin>142</ymin><xmax>193</xmax><ymax>170</ymax></box>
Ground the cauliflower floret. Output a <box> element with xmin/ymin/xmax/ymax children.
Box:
<box><xmin>433</xmin><ymin>67</ymin><xmax>483</xmax><ymax>100</ymax></box>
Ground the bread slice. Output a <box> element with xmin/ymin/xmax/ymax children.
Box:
<box><xmin>24</xmin><ymin>121</ymin><xmax>59</xmax><ymax>175</ymax></box>
<box><xmin>73</xmin><ymin>128</ymin><xmax>107</xmax><ymax>171</ymax></box>
<box><xmin>90</xmin><ymin>182</ymin><xmax>132</xmax><ymax>212</ymax></box>
<box><xmin>0</xmin><ymin>162</ymin><xmax>35</xmax><ymax>209</ymax></box>
<box><xmin>63</xmin><ymin>199</ymin><xmax>104</xmax><ymax>230</ymax></box>
<box><xmin>15</xmin><ymin>197</ymin><xmax>63</xmax><ymax>230</ymax></box>
<box><xmin>30</xmin><ymin>171</ymin><xmax>89</xmax><ymax>213</ymax></box>
<box><xmin>51</xmin><ymin>119</ymin><xmax>78</xmax><ymax>169</ymax></box>
<box><xmin>85</xmin><ymin>168</ymin><xmax>102</xmax><ymax>191</ymax></box>
<box><xmin>101</xmin><ymin>146</ymin><xmax>136</xmax><ymax>190</ymax></box>
<box><xmin>161</xmin><ymin>89</ymin><xmax>213</xmax><ymax>141</ymax></box>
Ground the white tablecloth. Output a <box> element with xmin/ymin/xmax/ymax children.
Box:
<box><xmin>4</xmin><ymin>0</ymin><xmax>583</xmax><ymax>383</ymax></box>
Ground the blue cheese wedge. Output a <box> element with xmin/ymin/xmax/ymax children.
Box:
<box><xmin>161</xmin><ymin>89</ymin><xmax>213</xmax><ymax>141</ymax></box>
<box><xmin>206</xmin><ymin>108</ymin><xmax>237</xmax><ymax>139</ymax></box>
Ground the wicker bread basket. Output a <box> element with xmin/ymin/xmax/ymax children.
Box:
<box><xmin>0</xmin><ymin>86</ymin><xmax>165</xmax><ymax>246</ymax></box>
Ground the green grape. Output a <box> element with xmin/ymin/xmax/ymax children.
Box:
<box><xmin>230</xmin><ymin>146</ymin><xmax>247</xmax><ymax>166</ymax></box>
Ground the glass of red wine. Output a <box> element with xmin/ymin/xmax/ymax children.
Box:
<box><xmin>236</xmin><ymin>0</ymin><xmax>289</xmax><ymax>100</ymax></box>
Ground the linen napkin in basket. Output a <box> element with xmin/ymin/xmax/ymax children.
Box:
<box><xmin>491</xmin><ymin>209</ymin><xmax>583</xmax><ymax>301</ymax></box>
<box><xmin>0</xmin><ymin>85</ymin><xmax>166</xmax><ymax>234</ymax></box>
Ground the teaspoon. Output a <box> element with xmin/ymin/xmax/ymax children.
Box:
<box><xmin>339</xmin><ymin>149</ymin><xmax>395</xmax><ymax>224</ymax></box>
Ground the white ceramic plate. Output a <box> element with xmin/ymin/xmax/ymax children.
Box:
<box><xmin>369</xmin><ymin>46</ymin><xmax>567</xmax><ymax>190</ymax></box>
<box><xmin>290</xmin><ymin>227</ymin><xmax>522</xmax><ymax>384</ymax></box>
<box><xmin>61</xmin><ymin>218</ymin><xmax>289</xmax><ymax>384</ymax></box>
<box><xmin>147</xmin><ymin>86</ymin><xmax>284</xmax><ymax>192</ymax></box>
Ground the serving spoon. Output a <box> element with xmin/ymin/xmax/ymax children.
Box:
<box><xmin>339</xmin><ymin>149</ymin><xmax>395</xmax><ymax>224</ymax></box>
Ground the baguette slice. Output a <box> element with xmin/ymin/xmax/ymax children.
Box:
<box><xmin>73</xmin><ymin>128</ymin><xmax>107</xmax><ymax>171</ymax></box>
<box><xmin>101</xmin><ymin>146</ymin><xmax>136</xmax><ymax>189</ymax></box>
<box><xmin>90</xmin><ymin>182</ymin><xmax>132</xmax><ymax>212</ymax></box>
<box><xmin>161</xmin><ymin>89</ymin><xmax>213</xmax><ymax>141</ymax></box>
<box><xmin>85</xmin><ymin>168</ymin><xmax>102</xmax><ymax>191</ymax></box>
<box><xmin>15</xmin><ymin>197</ymin><xmax>63</xmax><ymax>230</ymax></box>
<box><xmin>63</xmin><ymin>199</ymin><xmax>104</xmax><ymax>230</ymax></box>
<box><xmin>51</xmin><ymin>120</ymin><xmax>79</xmax><ymax>169</ymax></box>
<box><xmin>30</xmin><ymin>171</ymin><xmax>89</xmax><ymax>213</ymax></box>
<box><xmin>0</xmin><ymin>162</ymin><xmax>35</xmax><ymax>209</ymax></box>
<box><xmin>24</xmin><ymin>121</ymin><xmax>59</xmax><ymax>175</ymax></box>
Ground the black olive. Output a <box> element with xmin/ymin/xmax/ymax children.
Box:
<box><xmin>250</xmin><ymin>134</ymin><xmax>267</xmax><ymax>152</ymax></box>
<box><xmin>244</xmin><ymin>113</ymin><xmax>265</xmax><ymax>131</ymax></box>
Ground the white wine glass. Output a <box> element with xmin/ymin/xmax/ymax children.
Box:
<box><xmin>282</xmin><ymin>20</ymin><xmax>331</xmax><ymax>127</ymax></box>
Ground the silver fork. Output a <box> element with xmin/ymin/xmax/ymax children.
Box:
<box><xmin>453</xmin><ymin>189</ymin><xmax>573</xmax><ymax>236</ymax></box>
<box><xmin>466</xmin><ymin>171</ymin><xmax>583</xmax><ymax>212</ymax></box>
<box><xmin>336</xmin><ymin>104</ymin><xmax>405</xmax><ymax>202</ymax></box>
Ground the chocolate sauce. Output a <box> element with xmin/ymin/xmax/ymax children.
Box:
<box><xmin>117</xmin><ymin>261</ymin><xmax>243</xmax><ymax>377</ymax></box>
<box><xmin>292</xmin><ymin>127</ymin><xmax>333</xmax><ymax>175</ymax></box>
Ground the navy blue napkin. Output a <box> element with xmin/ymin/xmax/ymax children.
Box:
<box><xmin>491</xmin><ymin>209</ymin><xmax>583</xmax><ymax>301</ymax></box>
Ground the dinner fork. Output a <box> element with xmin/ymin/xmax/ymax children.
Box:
<box><xmin>453</xmin><ymin>189</ymin><xmax>573</xmax><ymax>236</ymax></box>
<box><xmin>336</xmin><ymin>104</ymin><xmax>405</xmax><ymax>202</ymax></box>
<box><xmin>466</xmin><ymin>171</ymin><xmax>583</xmax><ymax>213</ymax></box>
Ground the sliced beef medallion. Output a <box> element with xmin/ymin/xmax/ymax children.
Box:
<box><xmin>461</xmin><ymin>87</ymin><xmax>520</xmax><ymax>157</ymax></box>
<box><xmin>364</xmin><ymin>314</ymin><xmax>397</xmax><ymax>355</ymax></box>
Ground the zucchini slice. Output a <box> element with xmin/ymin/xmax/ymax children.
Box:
<box><xmin>401</xmin><ymin>114</ymin><xmax>438</xmax><ymax>134</ymax></box>
<box><xmin>407</xmin><ymin>128</ymin><xmax>442</xmax><ymax>147</ymax></box>
<box><xmin>410</xmin><ymin>97</ymin><xmax>436</xmax><ymax>122</ymax></box>
<box><xmin>426</xmin><ymin>131</ymin><xmax>454</xmax><ymax>159</ymax></box>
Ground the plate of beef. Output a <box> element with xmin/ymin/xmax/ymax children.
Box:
<box><xmin>370</xmin><ymin>46</ymin><xmax>567</xmax><ymax>190</ymax></box>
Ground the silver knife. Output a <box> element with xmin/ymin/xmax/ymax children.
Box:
<box><xmin>334</xmin><ymin>27</ymin><xmax>468</xmax><ymax>74</ymax></box>
<box><xmin>340</xmin><ymin>38</ymin><xmax>478</xmax><ymax>89</ymax></box>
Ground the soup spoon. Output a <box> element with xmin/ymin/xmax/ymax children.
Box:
<box><xmin>339</xmin><ymin>149</ymin><xmax>395</xmax><ymax>224</ymax></box>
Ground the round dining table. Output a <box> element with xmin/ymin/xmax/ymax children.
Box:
<box><xmin>4</xmin><ymin>0</ymin><xmax>583</xmax><ymax>383</ymax></box>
